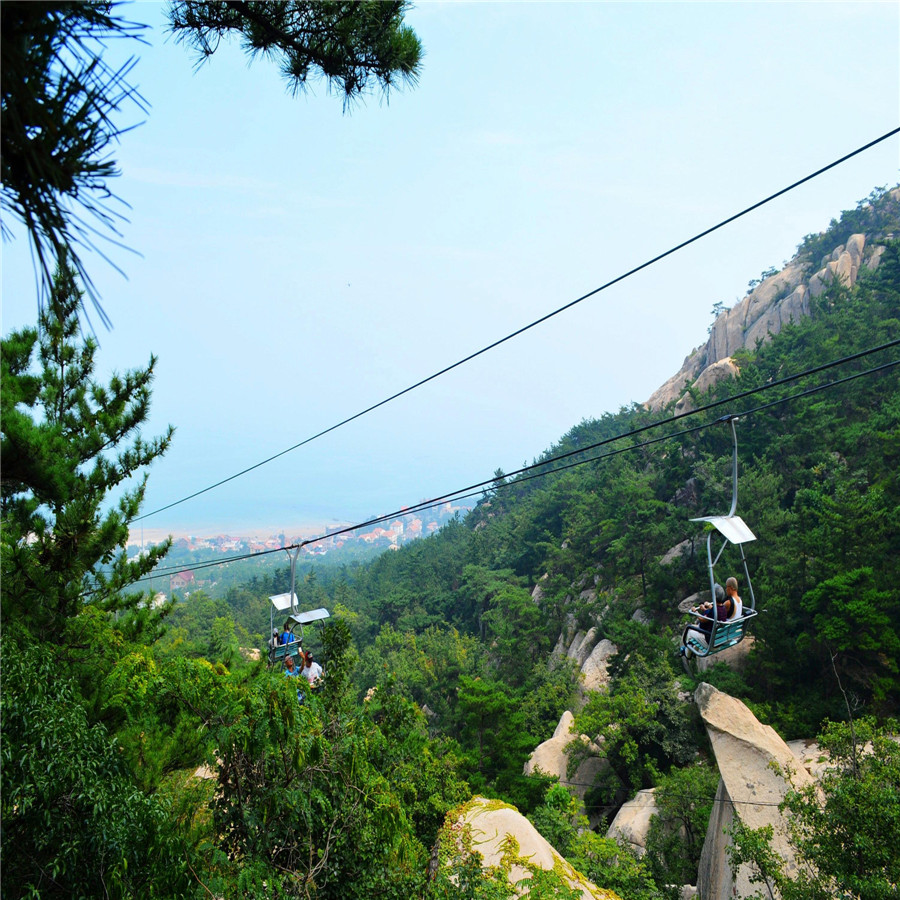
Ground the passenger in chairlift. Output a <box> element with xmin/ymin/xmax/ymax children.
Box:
<box><xmin>693</xmin><ymin>581</ymin><xmax>740</xmax><ymax>627</ymax></box>
<box><xmin>301</xmin><ymin>651</ymin><xmax>323</xmax><ymax>686</ymax></box>
<box><xmin>725</xmin><ymin>576</ymin><xmax>743</xmax><ymax>618</ymax></box>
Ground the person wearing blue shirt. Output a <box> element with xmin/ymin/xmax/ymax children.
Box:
<box><xmin>283</xmin><ymin>653</ymin><xmax>304</xmax><ymax>702</ymax></box>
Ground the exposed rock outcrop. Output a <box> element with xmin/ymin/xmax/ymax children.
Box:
<box><xmin>606</xmin><ymin>788</ymin><xmax>658</xmax><ymax>856</ymax></box>
<box><xmin>524</xmin><ymin>710</ymin><xmax>607</xmax><ymax>806</ymax></box>
<box><xmin>580</xmin><ymin>638</ymin><xmax>617</xmax><ymax>692</ymax></box>
<box><xmin>694</xmin><ymin>633</ymin><xmax>755</xmax><ymax>674</ymax></box>
<box><xmin>674</xmin><ymin>358</ymin><xmax>740</xmax><ymax>413</ymax></box>
<box><xmin>645</xmin><ymin>224</ymin><xmax>891</xmax><ymax>412</ymax></box>
<box><xmin>660</xmin><ymin>539</ymin><xmax>692</xmax><ymax>566</ymax></box>
<box><xmin>442</xmin><ymin>797</ymin><xmax>622</xmax><ymax>899</ymax></box>
<box><xmin>694</xmin><ymin>683</ymin><xmax>819</xmax><ymax>899</ymax></box>
<box><xmin>570</xmin><ymin>627</ymin><xmax>599</xmax><ymax>668</ymax></box>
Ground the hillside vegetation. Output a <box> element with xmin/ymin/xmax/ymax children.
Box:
<box><xmin>3</xmin><ymin>189</ymin><xmax>900</xmax><ymax>898</ymax></box>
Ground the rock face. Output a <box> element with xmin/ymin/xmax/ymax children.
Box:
<box><xmin>645</xmin><ymin>221</ymin><xmax>893</xmax><ymax>412</ymax></box>
<box><xmin>580</xmin><ymin>639</ymin><xmax>617</xmax><ymax>693</ymax></box>
<box><xmin>694</xmin><ymin>683</ymin><xmax>819</xmax><ymax>899</ymax></box>
<box><xmin>446</xmin><ymin>797</ymin><xmax>622</xmax><ymax>899</ymax></box>
<box><xmin>674</xmin><ymin>358</ymin><xmax>740</xmax><ymax>414</ymax></box>
<box><xmin>694</xmin><ymin>633</ymin><xmax>755</xmax><ymax>674</ymax></box>
<box><xmin>660</xmin><ymin>539</ymin><xmax>692</xmax><ymax>566</ymax></box>
<box><xmin>606</xmin><ymin>788</ymin><xmax>658</xmax><ymax>856</ymax></box>
<box><xmin>524</xmin><ymin>710</ymin><xmax>607</xmax><ymax>805</ymax></box>
<box><xmin>553</xmin><ymin>617</ymin><xmax>619</xmax><ymax>697</ymax></box>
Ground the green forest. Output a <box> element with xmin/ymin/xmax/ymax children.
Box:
<box><xmin>4</xmin><ymin>188</ymin><xmax>900</xmax><ymax>897</ymax></box>
<box><xmin>2</xmin><ymin>5</ymin><xmax>899</xmax><ymax>898</ymax></box>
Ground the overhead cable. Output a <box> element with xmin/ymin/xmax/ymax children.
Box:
<box><xmin>133</xmin><ymin>126</ymin><xmax>900</xmax><ymax>523</ymax></box>
<box><xmin>125</xmin><ymin>342</ymin><xmax>900</xmax><ymax>587</ymax></box>
<box><xmin>560</xmin><ymin>783</ymin><xmax>785</xmax><ymax>807</ymax></box>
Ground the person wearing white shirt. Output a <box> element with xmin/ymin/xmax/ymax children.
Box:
<box><xmin>301</xmin><ymin>651</ymin><xmax>323</xmax><ymax>686</ymax></box>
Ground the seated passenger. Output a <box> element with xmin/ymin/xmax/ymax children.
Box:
<box><xmin>283</xmin><ymin>653</ymin><xmax>304</xmax><ymax>702</ymax></box>
<box><xmin>682</xmin><ymin>584</ymin><xmax>736</xmax><ymax>657</ymax></box>
<box><xmin>693</xmin><ymin>583</ymin><xmax>738</xmax><ymax>634</ymax></box>
<box><xmin>301</xmin><ymin>650</ymin><xmax>323</xmax><ymax>687</ymax></box>
<box><xmin>725</xmin><ymin>576</ymin><xmax>743</xmax><ymax>618</ymax></box>
<box><xmin>280</xmin><ymin>620</ymin><xmax>297</xmax><ymax>644</ymax></box>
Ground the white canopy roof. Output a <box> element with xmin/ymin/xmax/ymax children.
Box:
<box><xmin>287</xmin><ymin>608</ymin><xmax>330</xmax><ymax>626</ymax></box>
<box><xmin>689</xmin><ymin>514</ymin><xmax>756</xmax><ymax>544</ymax></box>
<box><xmin>269</xmin><ymin>592</ymin><xmax>297</xmax><ymax>613</ymax></box>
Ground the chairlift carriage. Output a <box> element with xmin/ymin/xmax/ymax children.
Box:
<box><xmin>267</xmin><ymin>546</ymin><xmax>330</xmax><ymax>669</ymax></box>
<box><xmin>267</xmin><ymin>594</ymin><xmax>330</xmax><ymax>668</ymax></box>
<box><xmin>679</xmin><ymin>415</ymin><xmax>758</xmax><ymax>667</ymax></box>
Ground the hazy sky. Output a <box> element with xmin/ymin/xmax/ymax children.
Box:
<box><xmin>3</xmin><ymin>2</ymin><xmax>899</xmax><ymax>540</ymax></box>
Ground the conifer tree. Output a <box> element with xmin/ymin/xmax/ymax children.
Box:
<box><xmin>1</xmin><ymin>260</ymin><xmax>173</xmax><ymax>634</ymax></box>
<box><xmin>1</xmin><ymin>0</ymin><xmax>422</xmax><ymax>312</ymax></box>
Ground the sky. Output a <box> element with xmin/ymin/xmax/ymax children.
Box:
<box><xmin>3</xmin><ymin>1</ymin><xmax>899</xmax><ymax>542</ymax></box>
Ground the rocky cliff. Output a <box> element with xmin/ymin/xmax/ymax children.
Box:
<box><xmin>436</xmin><ymin>797</ymin><xmax>622</xmax><ymax>899</ymax></box>
<box><xmin>645</xmin><ymin>187</ymin><xmax>900</xmax><ymax>413</ymax></box>
<box><xmin>694</xmin><ymin>683</ymin><xmax>820</xmax><ymax>899</ymax></box>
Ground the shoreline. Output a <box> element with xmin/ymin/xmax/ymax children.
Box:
<box><xmin>128</xmin><ymin>522</ymin><xmax>353</xmax><ymax>546</ymax></box>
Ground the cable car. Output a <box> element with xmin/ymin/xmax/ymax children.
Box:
<box><xmin>680</xmin><ymin>416</ymin><xmax>758</xmax><ymax>666</ymax></box>
<box><xmin>267</xmin><ymin>590</ymin><xmax>330</xmax><ymax>669</ymax></box>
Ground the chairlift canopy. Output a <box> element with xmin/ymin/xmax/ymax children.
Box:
<box><xmin>689</xmin><ymin>515</ymin><xmax>757</xmax><ymax>545</ymax></box>
<box><xmin>269</xmin><ymin>592</ymin><xmax>297</xmax><ymax>613</ymax></box>
<box><xmin>286</xmin><ymin>608</ymin><xmax>330</xmax><ymax>628</ymax></box>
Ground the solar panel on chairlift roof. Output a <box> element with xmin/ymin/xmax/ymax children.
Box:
<box><xmin>268</xmin><ymin>594</ymin><xmax>331</xmax><ymax>625</ymax></box>
<box><xmin>289</xmin><ymin>608</ymin><xmax>330</xmax><ymax>626</ymax></box>
<box><xmin>268</xmin><ymin>592</ymin><xmax>296</xmax><ymax>612</ymax></box>
<box><xmin>689</xmin><ymin>515</ymin><xmax>757</xmax><ymax>544</ymax></box>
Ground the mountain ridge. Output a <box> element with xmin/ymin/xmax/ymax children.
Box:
<box><xmin>646</xmin><ymin>186</ymin><xmax>900</xmax><ymax>412</ymax></box>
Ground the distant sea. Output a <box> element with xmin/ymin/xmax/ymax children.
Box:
<box><xmin>128</xmin><ymin>521</ymin><xmax>352</xmax><ymax>548</ymax></box>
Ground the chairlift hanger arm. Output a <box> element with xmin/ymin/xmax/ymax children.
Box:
<box><xmin>724</xmin><ymin>416</ymin><xmax>739</xmax><ymax>518</ymax></box>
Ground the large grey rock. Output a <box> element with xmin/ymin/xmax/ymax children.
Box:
<box><xmin>550</xmin><ymin>631</ymin><xmax>568</xmax><ymax>666</ymax></box>
<box><xmin>661</xmin><ymin>539</ymin><xmax>692</xmax><ymax>566</ymax></box>
<box><xmin>808</xmin><ymin>266</ymin><xmax>830</xmax><ymax>298</ymax></box>
<box><xmin>704</xmin><ymin>261</ymin><xmax>806</xmax><ymax>367</ymax></box>
<box><xmin>574</xmin><ymin>628</ymin><xmax>599</xmax><ymax>667</ymax></box>
<box><xmin>524</xmin><ymin>711</ymin><xmax>607</xmax><ymax>805</ymax></box>
<box><xmin>867</xmin><ymin>244</ymin><xmax>887</xmax><ymax>269</ymax></box>
<box><xmin>446</xmin><ymin>797</ymin><xmax>622</xmax><ymax>899</ymax></box>
<box><xmin>568</xmin><ymin>630</ymin><xmax>588</xmax><ymax>661</ymax></box>
<box><xmin>694</xmin><ymin>683</ymin><xmax>819</xmax><ymax>899</ymax></box>
<box><xmin>606</xmin><ymin>788</ymin><xmax>658</xmax><ymax>855</ymax></box>
<box><xmin>846</xmin><ymin>233</ymin><xmax>865</xmax><ymax>269</ymax></box>
<box><xmin>695</xmin><ymin>633</ymin><xmax>755</xmax><ymax>673</ymax></box>
<box><xmin>674</xmin><ymin>358</ymin><xmax>740</xmax><ymax>413</ymax></box>
<box><xmin>581</xmin><ymin>639</ymin><xmax>617</xmax><ymax>693</ymax></box>
<box><xmin>645</xmin><ymin>350</ymin><xmax>705</xmax><ymax>410</ymax></box>
<box><xmin>834</xmin><ymin>250</ymin><xmax>854</xmax><ymax>286</ymax></box>
<box><xmin>631</xmin><ymin>608</ymin><xmax>653</xmax><ymax>626</ymax></box>
<box><xmin>642</xmin><ymin>222</ymin><xmax>887</xmax><ymax>413</ymax></box>
<box><xmin>785</xmin><ymin>739</ymin><xmax>830</xmax><ymax>781</ymax></box>
<box><xmin>678</xmin><ymin>591</ymin><xmax>708</xmax><ymax>614</ymax></box>
<box><xmin>551</xmin><ymin>613</ymin><xmax>579</xmax><ymax>668</ymax></box>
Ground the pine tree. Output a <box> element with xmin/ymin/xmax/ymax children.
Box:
<box><xmin>1</xmin><ymin>0</ymin><xmax>422</xmax><ymax>312</ymax></box>
<box><xmin>1</xmin><ymin>260</ymin><xmax>173</xmax><ymax>634</ymax></box>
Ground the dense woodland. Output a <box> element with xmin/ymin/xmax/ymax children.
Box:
<box><xmin>4</xmin><ymin>188</ymin><xmax>900</xmax><ymax>898</ymax></box>
<box><xmin>2</xmin><ymin>5</ymin><xmax>899</xmax><ymax>896</ymax></box>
